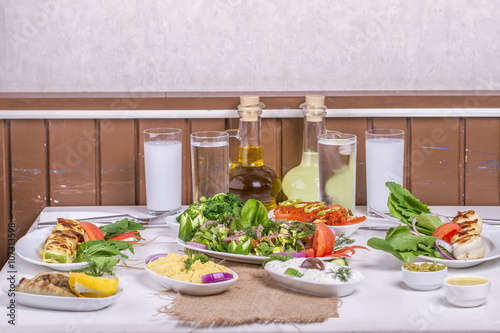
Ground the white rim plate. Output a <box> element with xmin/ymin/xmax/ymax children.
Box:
<box><xmin>418</xmin><ymin>224</ymin><xmax>500</xmax><ymax>268</ymax></box>
<box><xmin>2</xmin><ymin>287</ymin><xmax>123</xmax><ymax>311</ymax></box>
<box><xmin>15</xmin><ymin>228</ymin><xmax>88</xmax><ymax>271</ymax></box>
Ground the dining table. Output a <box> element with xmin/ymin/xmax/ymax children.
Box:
<box><xmin>1</xmin><ymin>205</ymin><xmax>500</xmax><ymax>333</ymax></box>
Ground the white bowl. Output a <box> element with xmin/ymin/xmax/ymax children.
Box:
<box><xmin>144</xmin><ymin>253</ymin><xmax>238</xmax><ymax>296</ymax></box>
<box><xmin>264</xmin><ymin>259</ymin><xmax>365</xmax><ymax>297</ymax></box>
<box><xmin>401</xmin><ymin>263</ymin><xmax>448</xmax><ymax>291</ymax></box>
<box><xmin>327</xmin><ymin>220</ymin><xmax>366</xmax><ymax>237</ymax></box>
<box><xmin>442</xmin><ymin>276</ymin><xmax>491</xmax><ymax>307</ymax></box>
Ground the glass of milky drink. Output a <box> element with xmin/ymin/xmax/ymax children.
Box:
<box><xmin>143</xmin><ymin>128</ymin><xmax>182</xmax><ymax>215</ymax></box>
<box><xmin>318</xmin><ymin>132</ymin><xmax>357</xmax><ymax>212</ymax></box>
<box><xmin>365</xmin><ymin>129</ymin><xmax>405</xmax><ymax>216</ymax></box>
<box><xmin>190</xmin><ymin>131</ymin><xmax>230</xmax><ymax>203</ymax></box>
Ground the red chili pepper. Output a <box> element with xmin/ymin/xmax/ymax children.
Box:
<box><xmin>108</xmin><ymin>232</ymin><xmax>144</xmax><ymax>242</ymax></box>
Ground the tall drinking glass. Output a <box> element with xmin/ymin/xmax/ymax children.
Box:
<box><xmin>190</xmin><ymin>131</ymin><xmax>230</xmax><ymax>203</ymax></box>
<box><xmin>143</xmin><ymin>128</ymin><xmax>182</xmax><ymax>215</ymax></box>
<box><xmin>318</xmin><ymin>132</ymin><xmax>357</xmax><ymax>212</ymax></box>
<box><xmin>365</xmin><ymin>129</ymin><xmax>405</xmax><ymax>216</ymax></box>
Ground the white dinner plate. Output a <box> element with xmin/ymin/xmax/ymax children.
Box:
<box><xmin>166</xmin><ymin>214</ymin><xmax>182</xmax><ymax>237</ymax></box>
<box><xmin>418</xmin><ymin>224</ymin><xmax>500</xmax><ymax>268</ymax></box>
<box><xmin>15</xmin><ymin>228</ymin><xmax>88</xmax><ymax>271</ymax></box>
<box><xmin>2</xmin><ymin>287</ymin><xmax>123</xmax><ymax>311</ymax></box>
<box><xmin>178</xmin><ymin>238</ymin><xmax>270</xmax><ymax>264</ymax></box>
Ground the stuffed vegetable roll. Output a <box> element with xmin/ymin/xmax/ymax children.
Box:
<box><xmin>41</xmin><ymin>218</ymin><xmax>84</xmax><ymax>263</ymax></box>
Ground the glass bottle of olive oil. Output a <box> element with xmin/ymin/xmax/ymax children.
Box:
<box><xmin>282</xmin><ymin>95</ymin><xmax>327</xmax><ymax>201</ymax></box>
<box><xmin>229</xmin><ymin>96</ymin><xmax>282</xmax><ymax>210</ymax></box>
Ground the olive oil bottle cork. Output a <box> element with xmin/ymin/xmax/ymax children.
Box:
<box><xmin>303</xmin><ymin>95</ymin><xmax>326</xmax><ymax>122</ymax></box>
<box><xmin>238</xmin><ymin>95</ymin><xmax>262</xmax><ymax>122</ymax></box>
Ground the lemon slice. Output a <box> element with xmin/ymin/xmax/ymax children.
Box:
<box><xmin>69</xmin><ymin>272</ymin><xmax>119</xmax><ymax>298</ymax></box>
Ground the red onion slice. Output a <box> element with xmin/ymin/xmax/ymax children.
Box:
<box><xmin>145</xmin><ymin>253</ymin><xmax>168</xmax><ymax>264</ymax></box>
<box><xmin>222</xmin><ymin>231</ymin><xmax>246</xmax><ymax>242</ymax></box>
<box><xmin>201</xmin><ymin>272</ymin><xmax>234</xmax><ymax>283</ymax></box>
<box><xmin>435</xmin><ymin>239</ymin><xmax>455</xmax><ymax>260</ymax></box>
<box><xmin>186</xmin><ymin>241</ymin><xmax>208</xmax><ymax>249</ymax></box>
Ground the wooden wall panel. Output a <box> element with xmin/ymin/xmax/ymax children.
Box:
<box><xmin>0</xmin><ymin>120</ymin><xmax>10</xmax><ymax>268</ymax></box>
<box><xmin>48</xmin><ymin>120</ymin><xmax>98</xmax><ymax>206</ymax></box>
<box><xmin>464</xmin><ymin>118</ymin><xmax>500</xmax><ymax>205</ymax></box>
<box><xmin>10</xmin><ymin>120</ymin><xmax>47</xmax><ymax>238</ymax></box>
<box><xmin>137</xmin><ymin>120</ymin><xmax>189</xmax><ymax>205</ymax></box>
<box><xmin>326</xmin><ymin>118</ymin><xmax>369</xmax><ymax>204</ymax></box>
<box><xmin>100</xmin><ymin>119</ymin><xmax>136</xmax><ymax>206</ymax></box>
<box><xmin>410</xmin><ymin>118</ymin><xmax>463</xmax><ymax>205</ymax></box>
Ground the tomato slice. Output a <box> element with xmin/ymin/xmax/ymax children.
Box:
<box><xmin>79</xmin><ymin>222</ymin><xmax>105</xmax><ymax>241</ymax></box>
<box><xmin>312</xmin><ymin>223</ymin><xmax>335</xmax><ymax>257</ymax></box>
<box><xmin>299</xmin><ymin>248</ymin><xmax>315</xmax><ymax>258</ymax></box>
<box><xmin>274</xmin><ymin>213</ymin><xmax>309</xmax><ymax>222</ymax></box>
<box><xmin>432</xmin><ymin>223</ymin><xmax>462</xmax><ymax>243</ymax></box>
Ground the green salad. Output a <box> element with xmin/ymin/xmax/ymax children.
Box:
<box><xmin>177</xmin><ymin>193</ymin><xmax>316</xmax><ymax>256</ymax></box>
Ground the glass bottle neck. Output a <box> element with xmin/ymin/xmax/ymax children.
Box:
<box><xmin>238</xmin><ymin>117</ymin><xmax>264</xmax><ymax>167</ymax></box>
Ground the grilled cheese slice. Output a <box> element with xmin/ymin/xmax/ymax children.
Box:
<box><xmin>41</xmin><ymin>218</ymin><xmax>83</xmax><ymax>263</ymax></box>
<box><xmin>450</xmin><ymin>210</ymin><xmax>485</xmax><ymax>260</ymax></box>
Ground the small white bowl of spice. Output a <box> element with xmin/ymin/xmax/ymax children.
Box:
<box><xmin>401</xmin><ymin>262</ymin><xmax>448</xmax><ymax>291</ymax></box>
<box><xmin>442</xmin><ymin>276</ymin><xmax>491</xmax><ymax>307</ymax></box>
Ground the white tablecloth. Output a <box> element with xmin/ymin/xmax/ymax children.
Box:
<box><xmin>1</xmin><ymin>206</ymin><xmax>500</xmax><ymax>333</ymax></box>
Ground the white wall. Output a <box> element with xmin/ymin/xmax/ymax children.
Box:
<box><xmin>1</xmin><ymin>0</ymin><xmax>499</xmax><ymax>93</ymax></box>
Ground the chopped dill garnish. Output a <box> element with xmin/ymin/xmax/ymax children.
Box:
<box><xmin>329</xmin><ymin>266</ymin><xmax>353</xmax><ymax>282</ymax></box>
<box><xmin>334</xmin><ymin>235</ymin><xmax>355</xmax><ymax>250</ymax></box>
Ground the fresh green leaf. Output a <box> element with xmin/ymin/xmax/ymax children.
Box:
<box><xmin>184</xmin><ymin>250</ymin><xmax>212</xmax><ymax>270</ymax></box>
<box><xmin>73</xmin><ymin>240</ymin><xmax>133</xmax><ymax>263</ymax></box>
<box><xmin>367</xmin><ymin>225</ymin><xmax>438</xmax><ymax>262</ymax></box>
<box><xmin>99</xmin><ymin>218</ymin><xmax>145</xmax><ymax>240</ymax></box>
<box><xmin>72</xmin><ymin>257</ymin><xmax>120</xmax><ymax>277</ymax></box>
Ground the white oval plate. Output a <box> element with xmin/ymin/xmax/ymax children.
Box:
<box><xmin>264</xmin><ymin>259</ymin><xmax>365</xmax><ymax>297</ymax></box>
<box><xmin>144</xmin><ymin>254</ymin><xmax>238</xmax><ymax>296</ymax></box>
<box><xmin>418</xmin><ymin>224</ymin><xmax>500</xmax><ymax>268</ymax></box>
<box><xmin>2</xmin><ymin>287</ymin><xmax>123</xmax><ymax>311</ymax></box>
<box><xmin>15</xmin><ymin>228</ymin><xmax>88</xmax><ymax>271</ymax></box>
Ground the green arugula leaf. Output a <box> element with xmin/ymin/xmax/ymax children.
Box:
<box><xmin>99</xmin><ymin>218</ymin><xmax>145</xmax><ymax>240</ymax></box>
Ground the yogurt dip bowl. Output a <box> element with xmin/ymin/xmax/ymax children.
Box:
<box><xmin>401</xmin><ymin>262</ymin><xmax>448</xmax><ymax>291</ymax></box>
<box><xmin>264</xmin><ymin>257</ymin><xmax>365</xmax><ymax>297</ymax></box>
<box><xmin>442</xmin><ymin>275</ymin><xmax>491</xmax><ymax>307</ymax></box>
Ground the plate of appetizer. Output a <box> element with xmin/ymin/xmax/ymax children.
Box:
<box><xmin>16</xmin><ymin>218</ymin><xmax>145</xmax><ymax>271</ymax></box>
<box><xmin>264</xmin><ymin>256</ymin><xmax>365</xmax><ymax>297</ymax></box>
<box><xmin>368</xmin><ymin>183</ymin><xmax>500</xmax><ymax>268</ymax></box>
<box><xmin>3</xmin><ymin>271</ymin><xmax>123</xmax><ymax>311</ymax></box>
<box><xmin>16</xmin><ymin>222</ymin><xmax>88</xmax><ymax>271</ymax></box>
<box><xmin>144</xmin><ymin>252</ymin><xmax>238</xmax><ymax>295</ymax></box>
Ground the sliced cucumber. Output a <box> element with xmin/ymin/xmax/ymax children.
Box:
<box><xmin>284</xmin><ymin>267</ymin><xmax>304</xmax><ymax>278</ymax></box>
<box><xmin>331</xmin><ymin>258</ymin><xmax>348</xmax><ymax>266</ymax></box>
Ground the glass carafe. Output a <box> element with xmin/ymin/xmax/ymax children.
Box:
<box><xmin>282</xmin><ymin>95</ymin><xmax>327</xmax><ymax>201</ymax></box>
<box><xmin>228</xmin><ymin>96</ymin><xmax>282</xmax><ymax>210</ymax></box>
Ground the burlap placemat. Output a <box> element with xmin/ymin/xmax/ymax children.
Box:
<box><xmin>160</xmin><ymin>261</ymin><xmax>341</xmax><ymax>327</ymax></box>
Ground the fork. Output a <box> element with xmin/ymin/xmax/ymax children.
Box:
<box><xmin>37</xmin><ymin>208</ymin><xmax>181</xmax><ymax>227</ymax></box>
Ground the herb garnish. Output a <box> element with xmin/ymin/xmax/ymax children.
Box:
<box><xmin>329</xmin><ymin>266</ymin><xmax>352</xmax><ymax>282</ymax></box>
<box><xmin>262</xmin><ymin>253</ymin><xmax>293</xmax><ymax>267</ymax></box>
<box><xmin>72</xmin><ymin>257</ymin><xmax>119</xmax><ymax>277</ymax></box>
<box><xmin>184</xmin><ymin>250</ymin><xmax>212</xmax><ymax>270</ymax></box>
